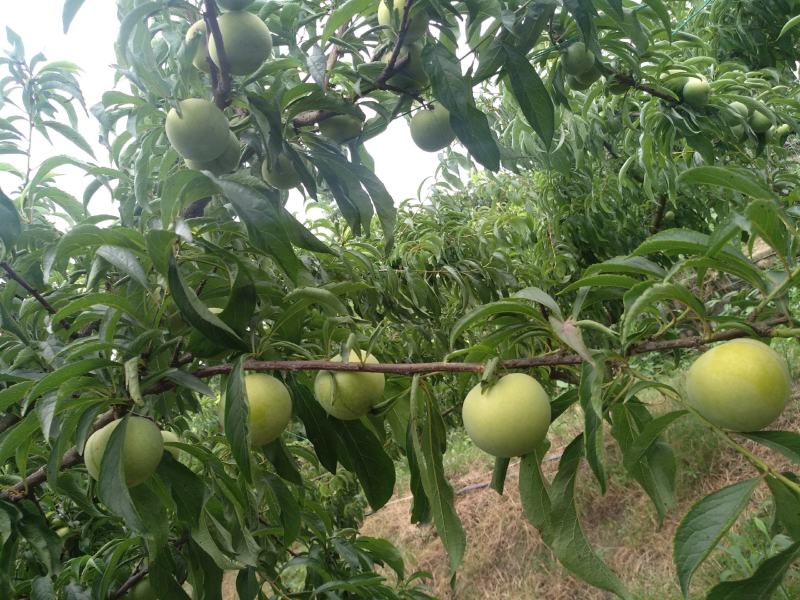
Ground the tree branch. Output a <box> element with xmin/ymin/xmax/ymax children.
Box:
<box><xmin>1</xmin><ymin>261</ymin><xmax>69</xmax><ymax>329</ymax></box>
<box><xmin>0</xmin><ymin>317</ymin><xmax>788</xmax><ymax>503</ymax></box>
<box><xmin>613</xmin><ymin>72</ymin><xmax>677</xmax><ymax>103</ymax></box>
<box><xmin>375</xmin><ymin>0</ymin><xmax>415</xmax><ymax>88</ymax></box>
<box><xmin>651</xmin><ymin>194</ymin><xmax>669</xmax><ymax>232</ymax></box>
<box><xmin>202</xmin><ymin>0</ymin><xmax>232</xmax><ymax>110</ymax></box>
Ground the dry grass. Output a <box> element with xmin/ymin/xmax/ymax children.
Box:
<box><xmin>361</xmin><ymin>389</ymin><xmax>800</xmax><ymax>600</ymax></box>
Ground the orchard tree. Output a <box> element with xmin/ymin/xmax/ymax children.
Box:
<box><xmin>1</xmin><ymin>0</ymin><xmax>800</xmax><ymax>598</ymax></box>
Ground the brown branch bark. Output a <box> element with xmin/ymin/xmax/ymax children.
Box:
<box><xmin>109</xmin><ymin>568</ymin><xmax>148</xmax><ymax>600</ymax></box>
<box><xmin>1</xmin><ymin>261</ymin><xmax>69</xmax><ymax>329</ymax></box>
<box><xmin>375</xmin><ymin>0</ymin><xmax>415</xmax><ymax>88</ymax></box>
<box><xmin>651</xmin><ymin>194</ymin><xmax>669</xmax><ymax>232</ymax></box>
<box><xmin>613</xmin><ymin>72</ymin><xmax>678</xmax><ymax>103</ymax></box>
<box><xmin>202</xmin><ymin>0</ymin><xmax>232</xmax><ymax>110</ymax></box>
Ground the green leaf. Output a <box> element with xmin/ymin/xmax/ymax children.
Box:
<box><xmin>678</xmin><ymin>167</ymin><xmax>773</xmax><ymax>201</ymax></box>
<box><xmin>766</xmin><ymin>476</ymin><xmax>800</xmax><ymax>541</ymax></box>
<box><xmin>501</xmin><ymin>43</ymin><xmax>554</xmax><ymax>149</ymax></box>
<box><xmin>96</xmin><ymin>245</ymin><xmax>147</xmax><ymax>287</ymax></box>
<box><xmin>623</xmin><ymin>410</ymin><xmax>687</xmax><ymax>470</ymax></box>
<box><xmin>0</xmin><ymin>189</ymin><xmax>21</xmax><ymax>255</ymax></box>
<box><xmin>674</xmin><ymin>478</ymin><xmax>759</xmax><ymax>598</ymax></box>
<box><xmin>52</xmin><ymin>292</ymin><xmax>143</xmax><ymax>326</ymax></box>
<box><xmin>745</xmin><ymin>199</ymin><xmax>791</xmax><ymax>260</ymax></box>
<box><xmin>706</xmin><ymin>541</ymin><xmax>800</xmax><ymax>599</ymax></box>
<box><xmin>546</xmin><ymin>436</ymin><xmax>630</xmax><ymax>598</ymax></box>
<box><xmin>579</xmin><ymin>361</ymin><xmax>605</xmax><ymax>491</ymax></box>
<box><xmin>157</xmin><ymin>454</ymin><xmax>205</xmax><ymax>528</ymax></box>
<box><xmin>223</xmin><ymin>356</ymin><xmax>252</xmax><ymax>484</ymax></box>
<box><xmin>322</xmin><ymin>0</ymin><xmax>373</xmax><ymax>43</ymax></box>
<box><xmin>513</xmin><ymin>286</ymin><xmax>563</xmax><ymax>319</ymax></box>
<box><xmin>27</xmin><ymin>359</ymin><xmax>113</xmax><ymax>406</ymax></box>
<box><xmin>0</xmin><ymin>412</ymin><xmax>40</xmax><ymax>465</ymax></box>
<box><xmin>518</xmin><ymin>447</ymin><xmax>551</xmax><ymax>531</ymax></box>
<box><xmin>167</xmin><ymin>255</ymin><xmax>247</xmax><ymax>351</ymax></box>
<box><xmin>450</xmin><ymin>299</ymin><xmax>540</xmax><ymax>347</ymax></box>
<box><xmin>337</xmin><ymin>420</ymin><xmax>396</xmax><ymax>510</ymax></box>
<box><xmin>743</xmin><ymin>431</ymin><xmax>800</xmax><ymax>463</ymax></box>
<box><xmin>41</xmin><ymin>121</ymin><xmax>95</xmax><ymax>158</ymax></box>
<box><xmin>622</xmin><ymin>283</ymin><xmax>705</xmax><ymax>345</ymax></box>
<box><xmin>145</xmin><ymin>230</ymin><xmax>177</xmax><ymax>277</ymax></box>
<box><xmin>409</xmin><ymin>376</ymin><xmax>465</xmax><ymax>576</ymax></box>
<box><xmin>62</xmin><ymin>0</ymin><xmax>86</xmax><ymax>33</ymax></box>
<box><xmin>207</xmin><ymin>174</ymin><xmax>305</xmax><ymax>283</ymax></box>
<box><xmin>425</xmin><ymin>44</ymin><xmax>500</xmax><ymax>171</ymax></box>
<box><xmin>290</xmin><ymin>382</ymin><xmax>338</xmax><ymax>473</ymax></box>
<box><xmin>31</xmin><ymin>576</ymin><xmax>54</xmax><ymax>600</ymax></box>
<box><xmin>17</xmin><ymin>501</ymin><xmax>61</xmax><ymax>575</ymax></box>
<box><xmin>97</xmin><ymin>417</ymin><xmax>143</xmax><ymax>532</ymax></box>
<box><xmin>778</xmin><ymin>14</ymin><xmax>800</xmax><ymax>39</ymax></box>
<box><xmin>561</xmin><ymin>274</ymin><xmax>642</xmax><ymax>294</ymax></box>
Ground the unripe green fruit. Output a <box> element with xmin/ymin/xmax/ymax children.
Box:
<box><xmin>185</xmin><ymin>131</ymin><xmax>240</xmax><ymax>174</ymax></box>
<box><xmin>749</xmin><ymin>110</ymin><xmax>772</xmax><ymax>133</ymax></box>
<box><xmin>186</xmin><ymin>20</ymin><xmax>210</xmax><ymax>72</ymax></box>
<box><xmin>220</xmin><ymin>374</ymin><xmax>292</xmax><ymax>446</ymax></box>
<box><xmin>319</xmin><ymin>114</ymin><xmax>363</xmax><ymax>143</ymax></box>
<box><xmin>314</xmin><ymin>350</ymin><xmax>385</xmax><ymax>420</ymax></box>
<box><xmin>686</xmin><ymin>339</ymin><xmax>791</xmax><ymax>431</ymax></box>
<box><xmin>664</xmin><ymin>210</ymin><xmax>675</xmax><ymax>222</ymax></box>
<box><xmin>567</xmin><ymin>67</ymin><xmax>600</xmax><ymax>91</ymax></box>
<box><xmin>84</xmin><ymin>417</ymin><xmax>164</xmax><ymax>487</ymax></box>
<box><xmin>217</xmin><ymin>0</ymin><xmax>254</xmax><ymax>9</ymax></box>
<box><xmin>606</xmin><ymin>73</ymin><xmax>629</xmax><ymax>95</ymax></box>
<box><xmin>682</xmin><ymin>77</ymin><xmax>710</xmax><ymax>107</ymax></box>
<box><xmin>262</xmin><ymin>154</ymin><xmax>301</xmax><ymax>190</ymax></box>
<box><xmin>385</xmin><ymin>44</ymin><xmax>429</xmax><ymax>93</ymax></box>
<box><xmin>209</xmin><ymin>11</ymin><xmax>272</xmax><ymax>76</ymax></box>
<box><xmin>462</xmin><ymin>373</ymin><xmax>551</xmax><ymax>458</ymax></box>
<box><xmin>161</xmin><ymin>430</ymin><xmax>181</xmax><ymax>459</ymax></box>
<box><xmin>166</xmin><ymin>98</ymin><xmax>230</xmax><ymax>162</ymax></box>
<box><xmin>723</xmin><ymin>101</ymin><xmax>749</xmax><ymax>125</ymax></box>
<box><xmin>55</xmin><ymin>526</ymin><xmax>71</xmax><ymax>539</ymax></box>
<box><xmin>731</xmin><ymin>124</ymin><xmax>745</xmax><ymax>139</ymax></box>
<box><xmin>767</xmin><ymin>123</ymin><xmax>792</xmax><ymax>145</ymax></box>
<box><xmin>562</xmin><ymin>42</ymin><xmax>595</xmax><ymax>76</ymax></box>
<box><xmin>378</xmin><ymin>0</ymin><xmax>428</xmax><ymax>43</ymax></box>
<box><xmin>129</xmin><ymin>578</ymin><xmax>157</xmax><ymax>600</ymax></box>
<box><xmin>409</xmin><ymin>104</ymin><xmax>455</xmax><ymax>152</ymax></box>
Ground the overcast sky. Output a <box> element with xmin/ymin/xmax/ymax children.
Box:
<box><xmin>1</xmin><ymin>1</ymin><xmax>441</xmax><ymax>218</ymax></box>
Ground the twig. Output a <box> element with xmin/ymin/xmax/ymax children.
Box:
<box><xmin>613</xmin><ymin>72</ymin><xmax>677</xmax><ymax>103</ymax></box>
<box><xmin>202</xmin><ymin>0</ymin><xmax>232</xmax><ymax>110</ymax></box>
<box><xmin>375</xmin><ymin>0</ymin><xmax>415</xmax><ymax>88</ymax></box>
<box><xmin>109</xmin><ymin>568</ymin><xmax>148</xmax><ymax>600</ymax></box>
<box><xmin>651</xmin><ymin>194</ymin><xmax>669</xmax><ymax>232</ymax></box>
<box><xmin>1</xmin><ymin>261</ymin><xmax>69</xmax><ymax>329</ymax></box>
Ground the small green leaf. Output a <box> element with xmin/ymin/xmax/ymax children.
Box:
<box><xmin>743</xmin><ymin>431</ymin><xmax>800</xmax><ymax>463</ymax></box>
<box><xmin>62</xmin><ymin>0</ymin><xmax>86</xmax><ymax>33</ymax></box>
<box><xmin>322</xmin><ymin>0</ymin><xmax>372</xmax><ymax>43</ymax></box>
<box><xmin>167</xmin><ymin>255</ymin><xmax>247</xmax><ymax>351</ymax></box>
<box><xmin>501</xmin><ymin>43</ymin><xmax>554</xmax><ymax>149</ymax></box>
<box><xmin>96</xmin><ymin>245</ymin><xmax>147</xmax><ymax>287</ymax></box>
<box><xmin>622</xmin><ymin>283</ymin><xmax>705</xmax><ymax>345</ymax></box>
<box><xmin>41</xmin><ymin>121</ymin><xmax>95</xmax><ymax>158</ymax></box>
<box><xmin>778</xmin><ymin>14</ymin><xmax>800</xmax><ymax>39</ymax></box>
<box><xmin>223</xmin><ymin>356</ymin><xmax>252</xmax><ymax>483</ymax></box>
<box><xmin>337</xmin><ymin>420</ymin><xmax>396</xmax><ymax>510</ymax></box>
<box><xmin>706</xmin><ymin>541</ymin><xmax>800</xmax><ymax>599</ymax></box>
<box><xmin>674</xmin><ymin>478</ymin><xmax>759</xmax><ymax>598</ymax></box>
<box><xmin>678</xmin><ymin>166</ymin><xmax>773</xmax><ymax>200</ymax></box>
<box><xmin>0</xmin><ymin>189</ymin><xmax>21</xmax><ymax>255</ymax></box>
<box><xmin>450</xmin><ymin>299</ymin><xmax>539</xmax><ymax>347</ymax></box>
<box><xmin>0</xmin><ymin>412</ymin><xmax>40</xmax><ymax>465</ymax></box>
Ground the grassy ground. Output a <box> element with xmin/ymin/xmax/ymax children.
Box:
<box><xmin>362</xmin><ymin>385</ymin><xmax>800</xmax><ymax>599</ymax></box>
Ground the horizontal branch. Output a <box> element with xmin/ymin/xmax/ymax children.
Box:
<box><xmin>0</xmin><ymin>317</ymin><xmax>788</xmax><ymax>502</ymax></box>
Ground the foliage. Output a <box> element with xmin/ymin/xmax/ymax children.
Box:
<box><xmin>0</xmin><ymin>0</ymin><xmax>799</xmax><ymax>598</ymax></box>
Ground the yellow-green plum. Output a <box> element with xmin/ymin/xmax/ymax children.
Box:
<box><xmin>462</xmin><ymin>373</ymin><xmax>551</xmax><ymax>458</ymax></box>
<box><xmin>682</xmin><ymin>77</ymin><xmax>710</xmax><ymax>107</ymax></box>
<box><xmin>314</xmin><ymin>350</ymin><xmax>385</xmax><ymax>420</ymax></box>
<box><xmin>84</xmin><ymin>416</ymin><xmax>164</xmax><ymax>487</ymax></box>
<box><xmin>686</xmin><ymin>338</ymin><xmax>791</xmax><ymax>431</ymax></box>
<box><xmin>161</xmin><ymin>430</ymin><xmax>181</xmax><ymax>459</ymax></box>
<box><xmin>319</xmin><ymin>114</ymin><xmax>363</xmax><ymax>144</ymax></box>
<box><xmin>562</xmin><ymin>42</ymin><xmax>595</xmax><ymax>76</ymax></box>
<box><xmin>377</xmin><ymin>0</ymin><xmax>428</xmax><ymax>43</ymax></box>
<box><xmin>409</xmin><ymin>104</ymin><xmax>455</xmax><ymax>152</ymax></box>
<box><xmin>128</xmin><ymin>578</ymin><xmax>157</xmax><ymax>600</ymax></box>
<box><xmin>165</xmin><ymin>98</ymin><xmax>230</xmax><ymax>162</ymax></box>
<box><xmin>209</xmin><ymin>11</ymin><xmax>272</xmax><ymax>76</ymax></box>
<box><xmin>261</xmin><ymin>154</ymin><xmax>301</xmax><ymax>189</ymax></box>
<box><xmin>220</xmin><ymin>374</ymin><xmax>292</xmax><ymax>446</ymax></box>
<box><xmin>185</xmin><ymin>20</ymin><xmax>210</xmax><ymax>72</ymax></box>
<box><xmin>749</xmin><ymin>109</ymin><xmax>772</xmax><ymax>133</ymax></box>
<box><xmin>185</xmin><ymin>131</ymin><xmax>240</xmax><ymax>174</ymax></box>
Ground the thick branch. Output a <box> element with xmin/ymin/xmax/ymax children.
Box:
<box><xmin>110</xmin><ymin>569</ymin><xmax>148</xmax><ymax>600</ymax></box>
<box><xmin>1</xmin><ymin>261</ymin><xmax>69</xmax><ymax>329</ymax></box>
<box><xmin>613</xmin><ymin>72</ymin><xmax>677</xmax><ymax>103</ymax></box>
<box><xmin>203</xmin><ymin>0</ymin><xmax>232</xmax><ymax>109</ymax></box>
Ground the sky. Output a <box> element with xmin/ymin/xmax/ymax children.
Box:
<box><xmin>0</xmin><ymin>1</ymin><xmax>442</xmax><ymax>218</ymax></box>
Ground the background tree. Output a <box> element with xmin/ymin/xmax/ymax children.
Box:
<box><xmin>0</xmin><ymin>0</ymin><xmax>800</xmax><ymax>598</ymax></box>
